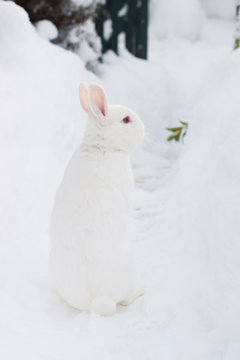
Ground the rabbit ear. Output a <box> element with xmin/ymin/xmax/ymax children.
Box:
<box><xmin>88</xmin><ymin>84</ymin><xmax>108</xmax><ymax>125</ymax></box>
<box><xmin>79</xmin><ymin>83</ymin><xmax>89</xmax><ymax>113</ymax></box>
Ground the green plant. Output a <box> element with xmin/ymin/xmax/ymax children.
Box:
<box><xmin>234</xmin><ymin>4</ymin><xmax>240</xmax><ymax>50</ymax></box>
<box><xmin>234</xmin><ymin>38</ymin><xmax>240</xmax><ymax>50</ymax></box>
<box><xmin>166</xmin><ymin>120</ymin><xmax>188</xmax><ymax>143</ymax></box>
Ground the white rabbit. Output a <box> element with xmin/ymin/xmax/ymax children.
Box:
<box><xmin>50</xmin><ymin>83</ymin><xmax>145</xmax><ymax>315</ymax></box>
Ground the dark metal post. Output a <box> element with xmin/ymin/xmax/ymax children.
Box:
<box><xmin>136</xmin><ymin>0</ymin><xmax>148</xmax><ymax>59</ymax></box>
<box><xmin>95</xmin><ymin>0</ymin><xmax>148</xmax><ymax>60</ymax></box>
<box><xmin>107</xmin><ymin>0</ymin><xmax>119</xmax><ymax>54</ymax></box>
<box><xmin>126</xmin><ymin>0</ymin><xmax>137</xmax><ymax>56</ymax></box>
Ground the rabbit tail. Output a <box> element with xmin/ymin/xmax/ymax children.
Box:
<box><xmin>91</xmin><ymin>296</ymin><xmax>116</xmax><ymax>316</ymax></box>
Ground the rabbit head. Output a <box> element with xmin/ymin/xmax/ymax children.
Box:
<box><xmin>79</xmin><ymin>83</ymin><xmax>145</xmax><ymax>153</ymax></box>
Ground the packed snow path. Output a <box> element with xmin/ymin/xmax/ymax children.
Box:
<box><xmin>1</xmin><ymin>3</ymin><xmax>239</xmax><ymax>359</ymax></box>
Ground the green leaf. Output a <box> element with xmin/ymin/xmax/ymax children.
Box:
<box><xmin>167</xmin><ymin>134</ymin><xmax>177</xmax><ymax>141</ymax></box>
<box><xmin>166</xmin><ymin>127</ymin><xmax>182</xmax><ymax>132</ymax></box>
<box><xmin>167</xmin><ymin>129</ymin><xmax>181</xmax><ymax>142</ymax></box>
<box><xmin>179</xmin><ymin>121</ymin><xmax>188</xmax><ymax>127</ymax></box>
<box><xmin>175</xmin><ymin>131</ymin><xmax>181</xmax><ymax>141</ymax></box>
<box><xmin>166</xmin><ymin>120</ymin><xmax>188</xmax><ymax>143</ymax></box>
<box><xmin>234</xmin><ymin>38</ymin><xmax>240</xmax><ymax>50</ymax></box>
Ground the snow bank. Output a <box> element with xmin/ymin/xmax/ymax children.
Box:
<box><xmin>150</xmin><ymin>0</ymin><xmax>235</xmax><ymax>38</ymax></box>
<box><xmin>201</xmin><ymin>0</ymin><xmax>235</xmax><ymax>20</ymax></box>
<box><xmin>0</xmin><ymin>1</ymin><xmax>95</xmax><ymax>229</ymax></box>
<box><xmin>162</xmin><ymin>49</ymin><xmax>240</xmax><ymax>350</ymax></box>
<box><xmin>0</xmin><ymin>0</ymin><xmax>95</xmax><ymax>301</ymax></box>
<box><xmin>150</xmin><ymin>0</ymin><xmax>204</xmax><ymax>40</ymax></box>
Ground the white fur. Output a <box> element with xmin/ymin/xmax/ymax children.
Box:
<box><xmin>50</xmin><ymin>84</ymin><xmax>144</xmax><ymax>315</ymax></box>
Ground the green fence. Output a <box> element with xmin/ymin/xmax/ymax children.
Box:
<box><xmin>95</xmin><ymin>0</ymin><xmax>148</xmax><ymax>60</ymax></box>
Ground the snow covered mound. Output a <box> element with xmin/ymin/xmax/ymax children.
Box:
<box><xmin>35</xmin><ymin>20</ymin><xmax>58</xmax><ymax>41</ymax></box>
<box><xmin>0</xmin><ymin>1</ymin><xmax>94</xmax><ymax>236</ymax></box>
<box><xmin>150</xmin><ymin>0</ymin><xmax>204</xmax><ymax>40</ymax></box>
<box><xmin>201</xmin><ymin>0</ymin><xmax>235</xmax><ymax>20</ymax></box>
<box><xmin>164</xmin><ymin>49</ymin><xmax>240</xmax><ymax>340</ymax></box>
<box><xmin>0</xmin><ymin>1</ymin><xmax>33</xmax><ymax>42</ymax></box>
<box><xmin>0</xmin><ymin>0</ymin><xmax>97</xmax><ymax>294</ymax></box>
<box><xmin>0</xmin><ymin>4</ymin><xmax>95</xmax><ymax>356</ymax></box>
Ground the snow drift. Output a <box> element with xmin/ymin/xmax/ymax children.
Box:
<box><xmin>162</xmin><ymin>50</ymin><xmax>240</xmax><ymax>350</ymax></box>
<box><xmin>201</xmin><ymin>0</ymin><xmax>235</xmax><ymax>20</ymax></box>
<box><xmin>0</xmin><ymin>1</ymin><xmax>95</xmax><ymax>240</ymax></box>
<box><xmin>0</xmin><ymin>2</ymin><xmax>95</xmax><ymax>343</ymax></box>
<box><xmin>150</xmin><ymin>0</ymin><xmax>204</xmax><ymax>40</ymax></box>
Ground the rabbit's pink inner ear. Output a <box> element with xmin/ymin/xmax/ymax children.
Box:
<box><xmin>79</xmin><ymin>84</ymin><xmax>89</xmax><ymax>113</ymax></box>
<box><xmin>89</xmin><ymin>84</ymin><xmax>108</xmax><ymax>117</ymax></box>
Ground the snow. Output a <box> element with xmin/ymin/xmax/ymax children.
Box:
<box><xmin>71</xmin><ymin>0</ymin><xmax>97</xmax><ymax>7</ymax></box>
<box><xmin>150</xmin><ymin>0</ymin><xmax>205</xmax><ymax>40</ymax></box>
<box><xmin>201</xmin><ymin>0</ymin><xmax>236</xmax><ymax>20</ymax></box>
<box><xmin>65</xmin><ymin>19</ymin><xmax>102</xmax><ymax>66</ymax></box>
<box><xmin>35</xmin><ymin>20</ymin><xmax>58</xmax><ymax>41</ymax></box>
<box><xmin>103</xmin><ymin>19</ymin><xmax>113</xmax><ymax>41</ymax></box>
<box><xmin>70</xmin><ymin>0</ymin><xmax>104</xmax><ymax>9</ymax></box>
<box><xmin>1</xmin><ymin>1</ymin><xmax>240</xmax><ymax>359</ymax></box>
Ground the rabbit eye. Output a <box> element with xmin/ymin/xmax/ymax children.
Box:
<box><xmin>122</xmin><ymin>116</ymin><xmax>131</xmax><ymax>124</ymax></box>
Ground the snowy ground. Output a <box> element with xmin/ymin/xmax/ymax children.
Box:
<box><xmin>1</xmin><ymin>2</ymin><xmax>240</xmax><ymax>359</ymax></box>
